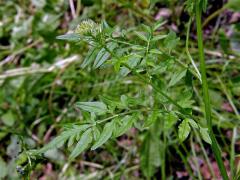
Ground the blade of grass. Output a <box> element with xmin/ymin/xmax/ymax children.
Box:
<box><xmin>195</xmin><ymin>2</ymin><xmax>228</xmax><ymax>179</ymax></box>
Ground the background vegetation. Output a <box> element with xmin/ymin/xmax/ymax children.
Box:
<box><xmin>0</xmin><ymin>0</ymin><xmax>240</xmax><ymax>179</ymax></box>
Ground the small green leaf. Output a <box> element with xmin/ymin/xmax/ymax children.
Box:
<box><xmin>93</xmin><ymin>42</ymin><xmax>117</xmax><ymax>69</ymax></box>
<box><xmin>140</xmin><ymin>130</ymin><xmax>161</xmax><ymax>179</ymax></box>
<box><xmin>1</xmin><ymin>111</ymin><xmax>15</xmax><ymax>127</ymax></box>
<box><xmin>151</xmin><ymin>35</ymin><xmax>167</xmax><ymax>42</ymax></box>
<box><xmin>38</xmin><ymin>132</ymin><xmax>69</xmax><ymax>154</ymax></box>
<box><xmin>177</xmin><ymin>90</ymin><xmax>194</xmax><ymax>109</ymax></box>
<box><xmin>67</xmin><ymin>136</ymin><xmax>75</xmax><ymax>148</ymax></box>
<box><xmin>100</xmin><ymin>95</ymin><xmax>121</xmax><ymax>111</ymax></box>
<box><xmin>169</xmin><ymin>69</ymin><xmax>187</xmax><ymax>87</ymax></box>
<box><xmin>164</xmin><ymin>112</ymin><xmax>178</xmax><ymax>131</ymax></box>
<box><xmin>92</xmin><ymin>126</ymin><xmax>101</xmax><ymax>141</ymax></box>
<box><xmin>149</xmin><ymin>49</ymin><xmax>163</xmax><ymax>55</ymax></box>
<box><xmin>134</xmin><ymin>31</ymin><xmax>148</xmax><ymax>42</ymax></box>
<box><xmin>75</xmin><ymin>101</ymin><xmax>108</xmax><ymax>115</ymax></box>
<box><xmin>226</xmin><ymin>0</ymin><xmax>240</xmax><ymax>11</ymax></box>
<box><xmin>153</xmin><ymin>21</ymin><xmax>167</xmax><ymax>31</ymax></box>
<box><xmin>113</xmin><ymin>115</ymin><xmax>136</xmax><ymax>137</ymax></box>
<box><xmin>56</xmin><ymin>33</ymin><xmax>81</xmax><ymax>42</ymax></box>
<box><xmin>0</xmin><ymin>157</ymin><xmax>7</xmax><ymax>178</ymax></box>
<box><xmin>81</xmin><ymin>46</ymin><xmax>100</xmax><ymax>68</ymax></box>
<box><xmin>188</xmin><ymin>119</ymin><xmax>199</xmax><ymax>129</ymax></box>
<box><xmin>199</xmin><ymin>127</ymin><xmax>212</xmax><ymax>144</ymax></box>
<box><xmin>164</xmin><ymin>31</ymin><xmax>180</xmax><ymax>51</ymax></box>
<box><xmin>16</xmin><ymin>152</ymin><xmax>28</xmax><ymax>166</ymax></box>
<box><xmin>178</xmin><ymin>119</ymin><xmax>191</xmax><ymax>142</ymax></box>
<box><xmin>144</xmin><ymin>111</ymin><xmax>158</xmax><ymax>128</ymax></box>
<box><xmin>131</xmin><ymin>45</ymin><xmax>146</xmax><ymax>51</ymax></box>
<box><xmin>185</xmin><ymin>0</ymin><xmax>195</xmax><ymax>14</ymax></box>
<box><xmin>142</xmin><ymin>24</ymin><xmax>152</xmax><ymax>35</ymax></box>
<box><xmin>69</xmin><ymin>128</ymin><xmax>93</xmax><ymax>160</ymax></box>
<box><xmin>201</xmin><ymin>0</ymin><xmax>208</xmax><ymax>12</ymax></box>
<box><xmin>93</xmin><ymin>48</ymin><xmax>109</xmax><ymax>68</ymax></box>
<box><xmin>91</xmin><ymin>121</ymin><xmax>114</xmax><ymax>150</ymax></box>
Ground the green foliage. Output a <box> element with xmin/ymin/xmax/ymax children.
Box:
<box><xmin>27</xmin><ymin>16</ymin><xmax>227</xmax><ymax>179</ymax></box>
<box><xmin>226</xmin><ymin>0</ymin><xmax>240</xmax><ymax>11</ymax></box>
<box><xmin>37</xmin><ymin>124</ymin><xmax>92</xmax><ymax>154</ymax></box>
<box><xmin>168</xmin><ymin>69</ymin><xmax>187</xmax><ymax>87</ymax></box>
<box><xmin>1</xmin><ymin>0</ymin><xmax>239</xmax><ymax>179</ymax></box>
<box><xmin>69</xmin><ymin>128</ymin><xmax>93</xmax><ymax>160</ymax></box>
<box><xmin>178</xmin><ymin>119</ymin><xmax>191</xmax><ymax>142</ymax></box>
<box><xmin>164</xmin><ymin>31</ymin><xmax>180</xmax><ymax>52</ymax></box>
<box><xmin>199</xmin><ymin>127</ymin><xmax>212</xmax><ymax>145</ymax></box>
<box><xmin>185</xmin><ymin>0</ymin><xmax>208</xmax><ymax>14</ymax></box>
<box><xmin>140</xmin><ymin>128</ymin><xmax>161</xmax><ymax>178</ymax></box>
<box><xmin>91</xmin><ymin>121</ymin><xmax>114</xmax><ymax>150</ymax></box>
<box><xmin>0</xmin><ymin>157</ymin><xmax>7</xmax><ymax>178</ymax></box>
<box><xmin>56</xmin><ymin>33</ymin><xmax>81</xmax><ymax>42</ymax></box>
<box><xmin>75</xmin><ymin>101</ymin><xmax>108</xmax><ymax>115</ymax></box>
<box><xmin>164</xmin><ymin>112</ymin><xmax>178</xmax><ymax>131</ymax></box>
<box><xmin>113</xmin><ymin>115</ymin><xmax>136</xmax><ymax>137</ymax></box>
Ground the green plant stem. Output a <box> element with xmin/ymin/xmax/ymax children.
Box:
<box><xmin>195</xmin><ymin>3</ymin><xmax>228</xmax><ymax>180</ymax></box>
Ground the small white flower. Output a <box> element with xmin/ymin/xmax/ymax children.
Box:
<box><xmin>75</xmin><ymin>19</ymin><xmax>101</xmax><ymax>35</ymax></box>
